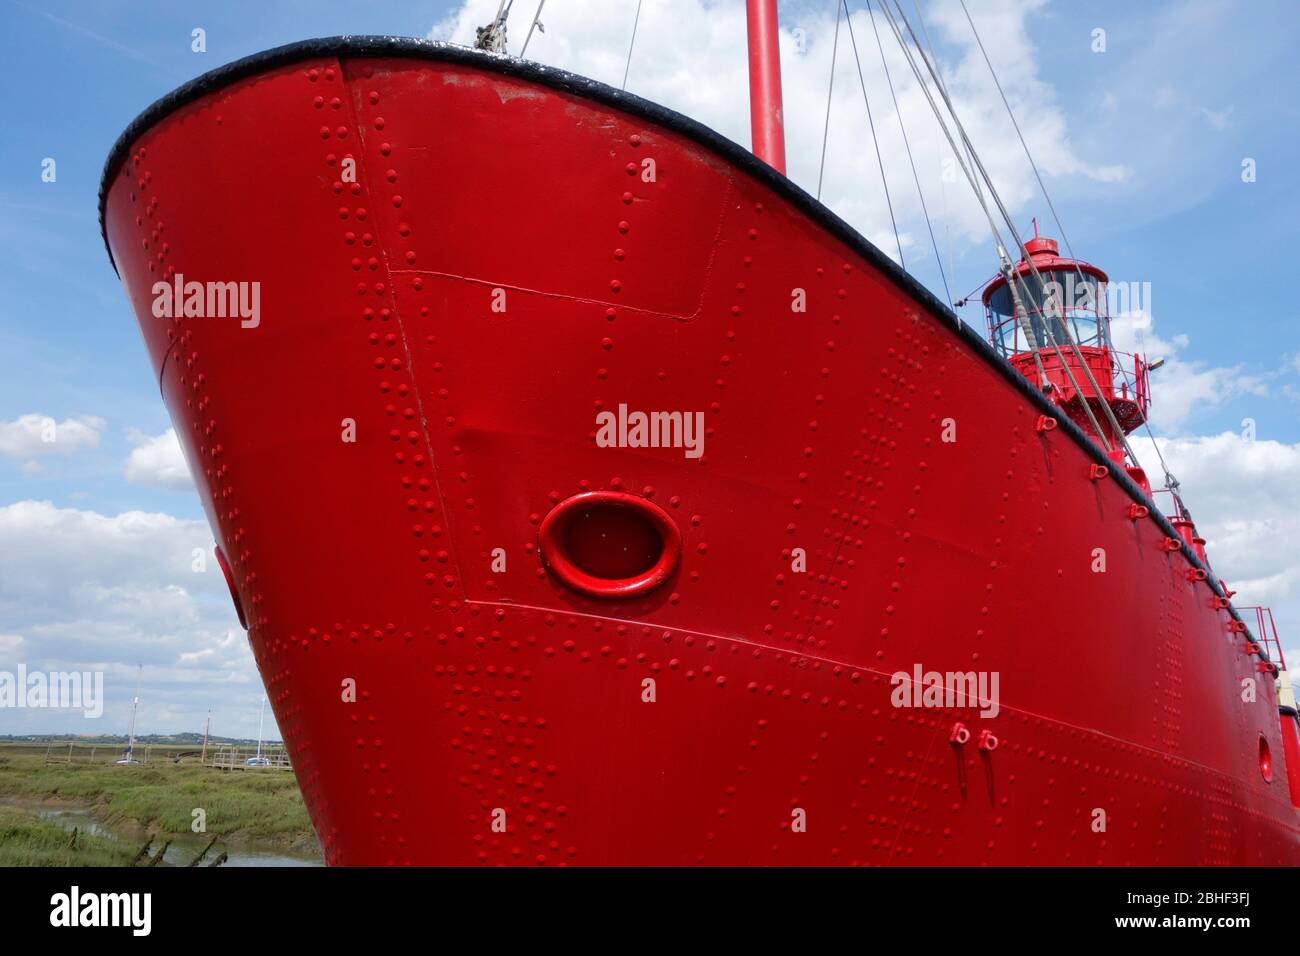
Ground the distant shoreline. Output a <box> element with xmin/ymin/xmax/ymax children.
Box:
<box><xmin>0</xmin><ymin>734</ymin><xmax>285</xmax><ymax>746</ymax></box>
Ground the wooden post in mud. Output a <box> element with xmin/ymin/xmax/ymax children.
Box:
<box><xmin>131</xmin><ymin>839</ymin><xmax>153</xmax><ymax>866</ymax></box>
<box><xmin>186</xmin><ymin>836</ymin><xmax>218</xmax><ymax>867</ymax></box>
<box><xmin>43</xmin><ymin>741</ymin><xmax>52</xmax><ymax>764</ymax></box>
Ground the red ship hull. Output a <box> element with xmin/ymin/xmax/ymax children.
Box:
<box><xmin>101</xmin><ymin>38</ymin><xmax>1300</xmax><ymax>865</ymax></box>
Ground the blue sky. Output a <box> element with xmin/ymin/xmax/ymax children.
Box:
<box><xmin>2</xmin><ymin>0</ymin><xmax>1299</xmax><ymax>737</ymax></box>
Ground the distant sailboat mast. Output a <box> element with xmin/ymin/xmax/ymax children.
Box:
<box><xmin>244</xmin><ymin>696</ymin><xmax>271</xmax><ymax>766</ymax></box>
<box><xmin>118</xmin><ymin>664</ymin><xmax>142</xmax><ymax>765</ymax></box>
<box><xmin>255</xmin><ymin>696</ymin><xmax>266</xmax><ymax>761</ymax></box>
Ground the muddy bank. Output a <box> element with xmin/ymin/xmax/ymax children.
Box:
<box><xmin>0</xmin><ymin>796</ymin><xmax>322</xmax><ymax>867</ymax></box>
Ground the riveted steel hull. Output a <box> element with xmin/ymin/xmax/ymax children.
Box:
<box><xmin>102</xmin><ymin>38</ymin><xmax>1300</xmax><ymax>865</ymax></box>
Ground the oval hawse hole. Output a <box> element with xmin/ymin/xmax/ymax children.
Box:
<box><xmin>538</xmin><ymin>491</ymin><xmax>681</xmax><ymax>599</ymax></box>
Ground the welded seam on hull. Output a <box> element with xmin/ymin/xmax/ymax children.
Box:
<box><xmin>388</xmin><ymin>269</ymin><xmax>696</xmax><ymax>322</ymax></box>
<box><xmin>156</xmin><ymin>336</ymin><xmax>181</xmax><ymax>396</ymax></box>
<box><xmin>691</xmin><ymin>175</ymin><xmax>734</xmax><ymax>322</ymax></box>
<box><xmin>464</xmin><ymin>598</ymin><xmax>1295</xmax><ymax>814</ymax></box>
<box><xmin>96</xmin><ymin>36</ymin><xmax>1264</xmax><ymax>657</ymax></box>
<box><xmin>888</xmin><ymin>720</ymin><xmax>943</xmax><ymax>862</ymax></box>
<box><xmin>387</xmin><ymin>172</ymin><xmax>733</xmax><ymax>322</ymax></box>
<box><xmin>342</xmin><ymin>56</ymin><xmax>471</xmax><ymax>606</ymax></box>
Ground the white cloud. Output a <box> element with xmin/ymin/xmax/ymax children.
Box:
<box><xmin>0</xmin><ymin>633</ymin><xmax>24</xmax><ymax>663</ymax></box>
<box><xmin>0</xmin><ymin>501</ymin><xmax>259</xmax><ymax>735</ymax></box>
<box><xmin>1111</xmin><ymin>309</ymin><xmax>1267</xmax><ymax>431</ymax></box>
<box><xmin>430</xmin><ymin>0</ymin><xmax>1128</xmax><ymax>273</ymax></box>
<box><xmin>1130</xmin><ymin>431</ymin><xmax>1300</xmax><ymax>604</ymax></box>
<box><xmin>124</xmin><ymin>428</ymin><xmax>193</xmax><ymax>491</ymax></box>
<box><xmin>1198</xmin><ymin>106</ymin><xmax>1232</xmax><ymax>130</ymax></box>
<box><xmin>1130</xmin><ymin>432</ymin><xmax>1300</xmax><ymax>584</ymax></box>
<box><xmin>1127</xmin><ymin>431</ymin><xmax>1300</xmax><ymax>695</ymax></box>
<box><xmin>1152</xmin><ymin>85</ymin><xmax>1179</xmax><ymax>109</ymax></box>
<box><xmin>0</xmin><ymin>413</ymin><xmax>105</xmax><ymax>458</ymax></box>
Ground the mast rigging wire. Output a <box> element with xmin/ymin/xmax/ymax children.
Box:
<box><xmin>475</xmin><ymin>0</ymin><xmax>514</xmax><ymax>52</ymax></box>
<box><xmin>864</xmin><ymin>0</ymin><xmax>950</xmax><ymax>304</ymax></box>
<box><xmin>520</xmin><ymin>0</ymin><xmax>547</xmax><ymax>57</ymax></box>
<box><xmin>622</xmin><ymin>0</ymin><xmax>643</xmax><ymax>90</ymax></box>
<box><xmin>914</xmin><ymin>1</ymin><xmax>1135</xmax><ymax>466</ymax></box>
<box><xmin>874</xmin><ymin>0</ymin><xmax>1057</xmax><ymax>401</ymax></box>
<box><xmin>883</xmin><ymin>0</ymin><xmax>1118</xmax><ymax>452</ymax></box>
<box><xmin>911</xmin><ymin>0</ymin><xmax>981</xmax><ymax>205</ymax></box>
<box><xmin>955</xmin><ymin>0</ymin><xmax>1181</xmax><ymax>492</ymax></box>
<box><xmin>817</xmin><ymin>0</ymin><xmax>843</xmax><ymax>201</ymax></box>
<box><xmin>843</xmin><ymin>0</ymin><xmax>905</xmax><ymax>267</ymax></box>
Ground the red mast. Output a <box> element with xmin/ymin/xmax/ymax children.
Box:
<box><xmin>745</xmin><ymin>0</ymin><xmax>787</xmax><ymax>173</ymax></box>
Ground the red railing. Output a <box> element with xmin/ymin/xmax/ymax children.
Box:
<box><xmin>1241</xmin><ymin>606</ymin><xmax>1286</xmax><ymax>671</ymax></box>
<box><xmin>986</xmin><ymin>312</ymin><xmax>1150</xmax><ymax>420</ymax></box>
<box><xmin>1114</xmin><ymin>350</ymin><xmax>1151</xmax><ymax>421</ymax></box>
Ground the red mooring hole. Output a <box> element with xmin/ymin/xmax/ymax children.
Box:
<box><xmin>539</xmin><ymin>492</ymin><xmax>681</xmax><ymax>599</ymax></box>
<box><xmin>563</xmin><ymin>501</ymin><xmax>663</xmax><ymax>580</ymax></box>
<box><xmin>1260</xmin><ymin>735</ymin><xmax>1274</xmax><ymax>783</ymax></box>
